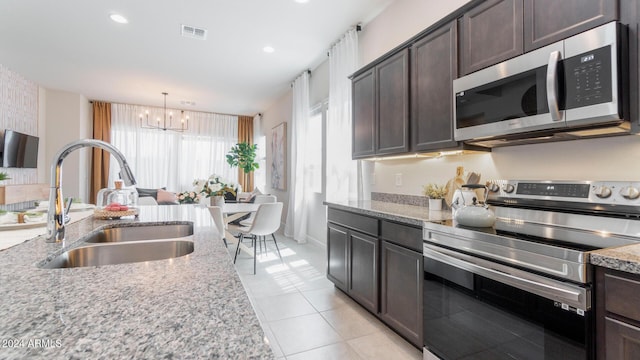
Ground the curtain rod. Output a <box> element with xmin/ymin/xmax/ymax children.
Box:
<box><xmin>290</xmin><ymin>69</ymin><xmax>312</xmax><ymax>88</ymax></box>
<box><xmin>327</xmin><ymin>24</ymin><xmax>361</xmax><ymax>57</ymax></box>
<box><xmin>88</xmin><ymin>100</ymin><xmax>253</xmax><ymax>118</ymax></box>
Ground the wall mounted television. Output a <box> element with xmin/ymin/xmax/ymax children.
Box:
<box><xmin>0</xmin><ymin>130</ymin><xmax>39</xmax><ymax>168</ymax></box>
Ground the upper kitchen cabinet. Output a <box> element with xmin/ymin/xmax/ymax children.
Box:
<box><xmin>376</xmin><ymin>49</ymin><xmax>410</xmax><ymax>155</ymax></box>
<box><xmin>523</xmin><ymin>0</ymin><xmax>618</xmax><ymax>52</ymax></box>
<box><xmin>352</xmin><ymin>69</ymin><xmax>376</xmax><ymax>158</ymax></box>
<box><xmin>411</xmin><ymin>20</ymin><xmax>459</xmax><ymax>151</ymax></box>
<box><xmin>352</xmin><ymin>49</ymin><xmax>409</xmax><ymax>159</ymax></box>
<box><xmin>460</xmin><ymin>0</ymin><xmax>524</xmax><ymax>75</ymax></box>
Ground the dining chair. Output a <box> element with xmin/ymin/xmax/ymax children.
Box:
<box><xmin>239</xmin><ymin>194</ymin><xmax>277</xmax><ymax>227</ymax></box>
<box><xmin>233</xmin><ymin>202</ymin><xmax>283</xmax><ymax>274</ymax></box>
<box><xmin>207</xmin><ymin>206</ymin><xmax>227</xmax><ymax>247</ymax></box>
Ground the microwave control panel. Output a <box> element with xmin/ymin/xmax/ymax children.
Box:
<box><xmin>563</xmin><ymin>45</ymin><xmax>613</xmax><ymax>109</ymax></box>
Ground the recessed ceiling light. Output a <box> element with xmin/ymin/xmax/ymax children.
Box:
<box><xmin>263</xmin><ymin>46</ymin><xmax>275</xmax><ymax>53</ymax></box>
<box><xmin>109</xmin><ymin>13</ymin><xmax>128</xmax><ymax>24</ymax></box>
<box><xmin>295</xmin><ymin>0</ymin><xmax>310</xmax><ymax>3</ymax></box>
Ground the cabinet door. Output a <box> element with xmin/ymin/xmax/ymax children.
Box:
<box><xmin>605</xmin><ymin>317</ymin><xmax>640</xmax><ymax>360</ymax></box>
<box><xmin>380</xmin><ymin>240</ymin><xmax>423</xmax><ymax>348</ymax></box>
<box><xmin>352</xmin><ymin>69</ymin><xmax>376</xmax><ymax>159</ymax></box>
<box><xmin>460</xmin><ymin>0</ymin><xmax>524</xmax><ymax>75</ymax></box>
<box><xmin>349</xmin><ymin>230</ymin><xmax>379</xmax><ymax>313</ymax></box>
<box><xmin>523</xmin><ymin>0</ymin><xmax>618</xmax><ymax>52</ymax></box>
<box><xmin>411</xmin><ymin>20</ymin><xmax>458</xmax><ymax>151</ymax></box>
<box><xmin>376</xmin><ymin>49</ymin><xmax>410</xmax><ymax>155</ymax></box>
<box><xmin>327</xmin><ymin>223</ymin><xmax>349</xmax><ymax>291</ymax></box>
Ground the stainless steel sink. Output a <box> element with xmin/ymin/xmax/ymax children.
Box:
<box><xmin>41</xmin><ymin>222</ymin><xmax>195</xmax><ymax>269</ymax></box>
<box><xmin>42</xmin><ymin>239</ymin><xmax>194</xmax><ymax>268</ymax></box>
<box><xmin>82</xmin><ymin>223</ymin><xmax>193</xmax><ymax>243</ymax></box>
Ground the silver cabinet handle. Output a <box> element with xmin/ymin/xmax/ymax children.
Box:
<box><xmin>423</xmin><ymin>244</ymin><xmax>589</xmax><ymax>310</ymax></box>
<box><xmin>546</xmin><ymin>51</ymin><xmax>563</xmax><ymax>121</ymax></box>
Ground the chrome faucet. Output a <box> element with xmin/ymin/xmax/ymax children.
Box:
<box><xmin>46</xmin><ymin>139</ymin><xmax>136</xmax><ymax>242</ymax></box>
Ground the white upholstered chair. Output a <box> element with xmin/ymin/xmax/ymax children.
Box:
<box><xmin>233</xmin><ymin>202</ymin><xmax>283</xmax><ymax>274</ymax></box>
<box><xmin>239</xmin><ymin>194</ymin><xmax>277</xmax><ymax>227</ymax></box>
<box><xmin>207</xmin><ymin>206</ymin><xmax>227</xmax><ymax>247</ymax></box>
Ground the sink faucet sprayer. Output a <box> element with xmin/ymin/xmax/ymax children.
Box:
<box><xmin>46</xmin><ymin>139</ymin><xmax>136</xmax><ymax>243</ymax></box>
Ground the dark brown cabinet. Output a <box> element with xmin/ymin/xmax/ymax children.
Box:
<box><xmin>351</xmin><ymin>49</ymin><xmax>409</xmax><ymax>159</ymax></box>
<box><xmin>523</xmin><ymin>0</ymin><xmax>618</xmax><ymax>52</ymax></box>
<box><xmin>460</xmin><ymin>0</ymin><xmax>524</xmax><ymax>75</ymax></box>
<box><xmin>380</xmin><ymin>224</ymin><xmax>423</xmax><ymax>348</ymax></box>
<box><xmin>596</xmin><ymin>266</ymin><xmax>640</xmax><ymax>359</ymax></box>
<box><xmin>376</xmin><ymin>49</ymin><xmax>410</xmax><ymax>155</ymax></box>
<box><xmin>411</xmin><ymin>20</ymin><xmax>459</xmax><ymax>151</ymax></box>
<box><xmin>327</xmin><ymin>209</ymin><xmax>379</xmax><ymax>313</ymax></box>
<box><xmin>326</xmin><ymin>208</ymin><xmax>423</xmax><ymax>349</ymax></box>
<box><xmin>352</xmin><ymin>69</ymin><xmax>376</xmax><ymax>158</ymax></box>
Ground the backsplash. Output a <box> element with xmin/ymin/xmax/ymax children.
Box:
<box><xmin>371</xmin><ymin>192</ymin><xmax>428</xmax><ymax>207</ymax></box>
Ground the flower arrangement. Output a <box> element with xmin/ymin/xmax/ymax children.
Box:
<box><xmin>177</xmin><ymin>191</ymin><xmax>201</xmax><ymax>204</ymax></box>
<box><xmin>422</xmin><ymin>183</ymin><xmax>448</xmax><ymax>199</ymax></box>
<box><xmin>194</xmin><ymin>175</ymin><xmax>238</xmax><ymax>198</ymax></box>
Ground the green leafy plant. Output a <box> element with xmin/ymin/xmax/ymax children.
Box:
<box><xmin>422</xmin><ymin>183</ymin><xmax>448</xmax><ymax>199</ymax></box>
<box><xmin>0</xmin><ymin>172</ymin><xmax>10</xmax><ymax>181</ymax></box>
<box><xmin>226</xmin><ymin>142</ymin><xmax>259</xmax><ymax>190</ymax></box>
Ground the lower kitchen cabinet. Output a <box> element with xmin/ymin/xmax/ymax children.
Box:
<box><xmin>596</xmin><ymin>266</ymin><xmax>640</xmax><ymax>359</ymax></box>
<box><xmin>326</xmin><ymin>207</ymin><xmax>423</xmax><ymax>349</ymax></box>
<box><xmin>380</xmin><ymin>240</ymin><xmax>423</xmax><ymax>348</ymax></box>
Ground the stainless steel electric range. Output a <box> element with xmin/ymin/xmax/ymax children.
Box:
<box><xmin>422</xmin><ymin>180</ymin><xmax>640</xmax><ymax>360</ymax></box>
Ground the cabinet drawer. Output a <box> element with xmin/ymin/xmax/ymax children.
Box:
<box><xmin>381</xmin><ymin>220</ymin><xmax>422</xmax><ymax>252</ymax></box>
<box><xmin>605</xmin><ymin>272</ymin><xmax>640</xmax><ymax>322</ymax></box>
<box><xmin>328</xmin><ymin>208</ymin><xmax>378</xmax><ymax>236</ymax></box>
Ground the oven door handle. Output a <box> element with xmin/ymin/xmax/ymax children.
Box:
<box><xmin>423</xmin><ymin>244</ymin><xmax>589</xmax><ymax>311</ymax></box>
<box><xmin>546</xmin><ymin>50</ymin><xmax>563</xmax><ymax>122</ymax></box>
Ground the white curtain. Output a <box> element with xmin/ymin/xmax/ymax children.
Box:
<box><xmin>284</xmin><ymin>71</ymin><xmax>310</xmax><ymax>243</ymax></box>
<box><xmin>109</xmin><ymin>103</ymin><xmax>238</xmax><ymax>192</ymax></box>
<box><xmin>327</xmin><ymin>28</ymin><xmax>360</xmax><ymax>202</ymax></box>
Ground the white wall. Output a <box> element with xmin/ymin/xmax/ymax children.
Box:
<box><xmin>44</xmin><ymin>89</ymin><xmax>92</xmax><ymax>202</ymax></box>
<box><xmin>360</xmin><ymin>0</ymin><xmax>470</xmax><ymax>65</ymax></box>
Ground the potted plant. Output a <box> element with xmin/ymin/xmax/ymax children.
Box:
<box><xmin>226</xmin><ymin>142</ymin><xmax>259</xmax><ymax>192</ymax></box>
<box><xmin>194</xmin><ymin>175</ymin><xmax>237</xmax><ymax>206</ymax></box>
<box><xmin>0</xmin><ymin>172</ymin><xmax>10</xmax><ymax>182</ymax></box>
<box><xmin>423</xmin><ymin>183</ymin><xmax>447</xmax><ymax>211</ymax></box>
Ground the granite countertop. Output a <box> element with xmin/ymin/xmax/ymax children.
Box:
<box><xmin>0</xmin><ymin>205</ymin><xmax>273</xmax><ymax>359</ymax></box>
<box><xmin>590</xmin><ymin>244</ymin><xmax>640</xmax><ymax>275</ymax></box>
<box><xmin>324</xmin><ymin>200</ymin><xmax>452</xmax><ymax>227</ymax></box>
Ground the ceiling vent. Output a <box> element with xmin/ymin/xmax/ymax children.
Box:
<box><xmin>181</xmin><ymin>24</ymin><xmax>207</xmax><ymax>40</ymax></box>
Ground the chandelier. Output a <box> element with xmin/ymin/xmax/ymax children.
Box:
<box><xmin>139</xmin><ymin>92</ymin><xmax>189</xmax><ymax>132</ymax></box>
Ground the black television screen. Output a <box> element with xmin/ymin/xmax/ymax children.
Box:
<box><xmin>1</xmin><ymin>130</ymin><xmax>39</xmax><ymax>168</ymax></box>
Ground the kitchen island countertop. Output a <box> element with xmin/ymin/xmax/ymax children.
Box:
<box><xmin>590</xmin><ymin>244</ymin><xmax>640</xmax><ymax>275</ymax></box>
<box><xmin>0</xmin><ymin>205</ymin><xmax>273</xmax><ymax>359</ymax></box>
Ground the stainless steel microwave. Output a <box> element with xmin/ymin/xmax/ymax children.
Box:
<box><xmin>453</xmin><ymin>21</ymin><xmax>628</xmax><ymax>145</ymax></box>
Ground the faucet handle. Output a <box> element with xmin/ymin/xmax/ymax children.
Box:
<box><xmin>64</xmin><ymin>197</ymin><xmax>73</xmax><ymax>223</ymax></box>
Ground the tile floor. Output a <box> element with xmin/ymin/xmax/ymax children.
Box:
<box><xmin>224</xmin><ymin>231</ymin><xmax>423</xmax><ymax>360</ymax></box>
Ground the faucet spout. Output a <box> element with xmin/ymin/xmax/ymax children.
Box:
<box><xmin>46</xmin><ymin>139</ymin><xmax>137</xmax><ymax>243</ymax></box>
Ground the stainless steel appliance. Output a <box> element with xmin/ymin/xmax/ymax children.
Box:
<box><xmin>453</xmin><ymin>22</ymin><xmax>632</xmax><ymax>147</ymax></box>
<box><xmin>422</xmin><ymin>180</ymin><xmax>640</xmax><ymax>359</ymax></box>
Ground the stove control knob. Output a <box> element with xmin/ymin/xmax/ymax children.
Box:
<box><xmin>620</xmin><ymin>186</ymin><xmax>640</xmax><ymax>200</ymax></box>
<box><xmin>594</xmin><ymin>186</ymin><xmax>612</xmax><ymax>199</ymax></box>
<box><xmin>503</xmin><ymin>184</ymin><xmax>515</xmax><ymax>193</ymax></box>
<box><xmin>487</xmin><ymin>183</ymin><xmax>500</xmax><ymax>192</ymax></box>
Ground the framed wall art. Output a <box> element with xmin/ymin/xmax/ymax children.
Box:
<box><xmin>271</xmin><ymin>122</ymin><xmax>286</xmax><ymax>190</ymax></box>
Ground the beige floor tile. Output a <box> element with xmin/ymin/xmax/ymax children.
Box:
<box><xmin>269</xmin><ymin>313</ymin><xmax>342</xmax><ymax>356</ymax></box>
<box><xmin>348</xmin><ymin>332</ymin><xmax>422</xmax><ymax>360</ymax></box>
<box><xmin>261</xmin><ymin>323</ymin><xmax>285</xmax><ymax>358</ymax></box>
<box><xmin>255</xmin><ymin>292</ymin><xmax>317</xmax><ymax>322</ymax></box>
<box><xmin>301</xmin><ymin>286</ymin><xmax>351</xmax><ymax>312</ymax></box>
<box><xmin>286</xmin><ymin>342</ymin><xmax>364</xmax><ymax>360</ymax></box>
<box><xmin>320</xmin><ymin>305</ymin><xmax>382</xmax><ymax>340</ymax></box>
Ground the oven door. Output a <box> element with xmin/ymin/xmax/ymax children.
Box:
<box><xmin>423</xmin><ymin>244</ymin><xmax>593</xmax><ymax>360</ymax></box>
